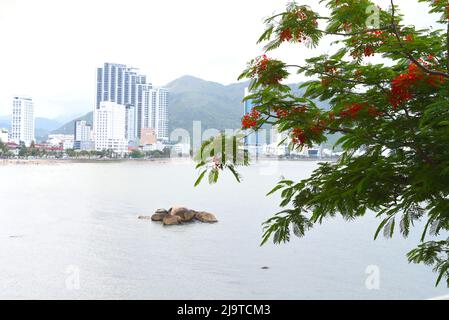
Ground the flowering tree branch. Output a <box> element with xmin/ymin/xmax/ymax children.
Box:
<box><xmin>390</xmin><ymin>0</ymin><xmax>449</xmax><ymax>79</ymax></box>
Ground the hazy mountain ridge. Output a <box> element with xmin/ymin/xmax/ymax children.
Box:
<box><xmin>0</xmin><ymin>115</ymin><xmax>61</xmax><ymax>140</ymax></box>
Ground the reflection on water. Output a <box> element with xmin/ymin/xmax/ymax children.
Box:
<box><xmin>0</xmin><ymin>161</ymin><xmax>447</xmax><ymax>299</ymax></box>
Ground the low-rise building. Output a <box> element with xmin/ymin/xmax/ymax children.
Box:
<box><xmin>47</xmin><ymin>134</ymin><xmax>75</xmax><ymax>150</ymax></box>
<box><xmin>140</xmin><ymin>128</ymin><xmax>157</xmax><ymax>146</ymax></box>
<box><xmin>0</xmin><ymin>128</ymin><xmax>8</xmax><ymax>143</ymax></box>
<box><xmin>172</xmin><ymin>143</ymin><xmax>190</xmax><ymax>156</ymax></box>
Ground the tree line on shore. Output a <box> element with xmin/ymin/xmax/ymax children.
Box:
<box><xmin>0</xmin><ymin>140</ymin><xmax>172</xmax><ymax>159</ymax></box>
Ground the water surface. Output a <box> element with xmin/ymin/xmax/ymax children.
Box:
<box><xmin>0</xmin><ymin>160</ymin><xmax>447</xmax><ymax>299</ymax></box>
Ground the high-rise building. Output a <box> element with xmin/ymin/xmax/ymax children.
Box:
<box><xmin>10</xmin><ymin>96</ymin><xmax>35</xmax><ymax>146</ymax></box>
<box><xmin>95</xmin><ymin>63</ymin><xmax>168</xmax><ymax>144</ymax></box>
<box><xmin>93</xmin><ymin>101</ymin><xmax>127</xmax><ymax>153</ymax></box>
<box><xmin>144</xmin><ymin>88</ymin><xmax>168</xmax><ymax>141</ymax></box>
<box><xmin>74</xmin><ymin>120</ymin><xmax>92</xmax><ymax>142</ymax></box>
<box><xmin>96</xmin><ymin>63</ymin><xmax>152</xmax><ymax>141</ymax></box>
<box><xmin>125</xmin><ymin>105</ymin><xmax>136</xmax><ymax>143</ymax></box>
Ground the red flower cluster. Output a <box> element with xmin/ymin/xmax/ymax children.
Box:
<box><xmin>280</xmin><ymin>28</ymin><xmax>293</xmax><ymax>42</ymax></box>
<box><xmin>296</xmin><ymin>8</ymin><xmax>318</xmax><ymax>26</ymax></box>
<box><xmin>350</xmin><ymin>30</ymin><xmax>387</xmax><ymax>59</ymax></box>
<box><xmin>241</xmin><ymin>108</ymin><xmax>261</xmax><ymax>129</ymax></box>
<box><xmin>310</xmin><ymin>125</ymin><xmax>324</xmax><ymax>135</ymax></box>
<box><xmin>324</xmin><ymin>65</ymin><xmax>338</xmax><ymax>74</ymax></box>
<box><xmin>255</xmin><ymin>55</ymin><xmax>270</xmax><ymax>75</ymax></box>
<box><xmin>278</xmin><ymin>8</ymin><xmax>318</xmax><ymax>44</ymax></box>
<box><xmin>275</xmin><ymin>108</ymin><xmax>289</xmax><ymax>118</ymax></box>
<box><xmin>339</xmin><ymin>103</ymin><xmax>364</xmax><ymax>118</ymax></box>
<box><xmin>389</xmin><ymin>61</ymin><xmax>445</xmax><ymax>108</ymax></box>
<box><xmin>405</xmin><ymin>34</ymin><xmax>414</xmax><ymax>42</ymax></box>
<box><xmin>292</xmin><ymin>128</ymin><xmax>307</xmax><ymax>145</ymax></box>
<box><xmin>250</xmin><ymin>55</ymin><xmax>285</xmax><ymax>85</ymax></box>
<box><xmin>273</xmin><ymin>105</ymin><xmax>307</xmax><ymax>118</ymax></box>
<box><xmin>364</xmin><ymin>47</ymin><xmax>375</xmax><ymax>57</ymax></box>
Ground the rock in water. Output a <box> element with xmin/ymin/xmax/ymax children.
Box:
<box><xmin>170</xmin><ymin>207</ymin><xmax>196</xmax><ymax>222</ymax></box>
<box><xmin>169</xmin><ymin>206</ymin><xmax>187</xmax><ymax>215</ymax></box>
<box><xmin>155</xmin><ymin>208</ymin><xmax>168</xmax><ymax>214</ymax></box>
<box><xmin>195</xmin><ymin>212</ymin><xmax>218</xmax><ymax>223</ymax></box>
<box><xmin>138</xmin><ymin>216</ymin><xmax>152</xmax><ymax>220</ymax></box>
<box><xmin>151</xmin><ymin>213</ymin><xmax>168</xmax><ymax>222</ymax></box>
<box><xmin>163</xmin><ymin>215</ymin><xmax>183</xmax><ymax>226</ymax></box>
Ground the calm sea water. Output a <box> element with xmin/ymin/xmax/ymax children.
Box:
<box><xmin>0</xmin><ymin>160</ymin><xmax>447</xmax><ymax>299</ymax></box>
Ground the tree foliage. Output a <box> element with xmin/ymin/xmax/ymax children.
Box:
<box><xmin>195</xmin><ymin>0</ymin><xmax>449</xmax><ymax>286</ymax></box>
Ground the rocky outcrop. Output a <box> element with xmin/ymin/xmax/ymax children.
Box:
<box><xmin>194</xmin><ymin>211</ymin><xmax>218</xmax><ymax>223</ymax></box>
<box><xmin>170</xmin><ymin>206</ymin><xmax>197</xmax><ymax>222</ymax></box>
<box><xmin>151</xmin><ymin>213</ymin><xmax>167</xmax><ymax>221</ymax></box>
<box><xmin>163</xmin><ymin>215</ymin><xmax>183</xmax><ymax>226</ymax></box>
<box><xmin>151</xmin><ymin>209</ymin><xmax>169</xmax><ymax>221</ymax></box>
<box><xmin>140</xmin><ymin>206</ymin><xmax>218</xmax><ymax>226</ymax></box>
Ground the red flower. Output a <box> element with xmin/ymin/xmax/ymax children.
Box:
<box><xmin>310</xmin><ymin>125</ymin><xmax>323</xmax><ymax>135</ymax></box>
<box><xmin>292</xmin><ymin>128</ymin><xmax>307</xmax><ymax>146</ymax></box>
<box><xmin>280</xmin><ymin>28</ymin><xmax>293</xmax><ymax>42</ymax></box>
<box><xmin>275</xmin><ymin>108</ymin><xmax>289</xmax><ymax>118</ymax></box>
<box><xmin>340</xmin><ymin>103</ymin><xmax>364</xmax><ymax>118</ymax></box>
<box><xmin>241</xmin><ymin>108</ymin><xmax>261</xmax><ymax>129</ymax></box>
<box><xmin>364</xmin><ymin>46</ymin><xmax>375</xmax><ymax>57</ymax></box>
<box><xmin>389</xmin><ymin>61</ymin><xmax>445</xmax><ymax>108</ymax></box>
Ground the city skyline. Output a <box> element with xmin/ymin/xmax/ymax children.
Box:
<box><xmin>0</xmin><ymin>0</ymin><xmax>437</xmax><ymax>119</ymax></box>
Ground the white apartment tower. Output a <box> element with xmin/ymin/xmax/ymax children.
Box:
<box><xmin>143</xmin><ymin>88</ymin><xmax>168</xmax><ymax>141</ymax></box>
<box><xmin>93</xmin><ymin>102</ymin><xmax>127</xmax><ymax>153</ymax></box>
<box><xmin>10</xmin><ymin>96</ymin><xmax>35</xmax><ymax>146</ymax></box>
<box><xmin>74</xmin><ymin>120</ymin><xmax>92</xmax><ymax>142</ymax></box>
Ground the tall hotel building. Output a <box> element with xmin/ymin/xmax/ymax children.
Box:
<box><xmin>144</xmin><ymin>88</ymin><xmax>168</xmax><ymax>141</ymax></box>
<box><xmin>94</xmin><ymin>102</ymin><xmax>127</xmax><ymax>153</ymax></box>
<box><xmin>10</xmin><ymin>96</ymin><xmax>35</xmax><ymax>146</ymax></box>
<box><xmin>94</xmin><ymin>63</ymin><xmax>168</xmax><ymax>146</ymax></box>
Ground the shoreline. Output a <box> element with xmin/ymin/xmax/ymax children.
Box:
<box><xmin>0</xmin><ymin>157</ymin><xmax>337</xmax><ymax>166</ymax></box>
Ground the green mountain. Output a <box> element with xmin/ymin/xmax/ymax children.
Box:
<box><xmin>166</xmin><ymin>75</ymin><xmax>249</xmax><ymax>133</ymax></box>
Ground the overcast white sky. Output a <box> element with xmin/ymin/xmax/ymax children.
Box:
<box><xmin>0</xmin><ymin>0</ymin><xmax>438</xmax><ymax>119</ymax></box>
